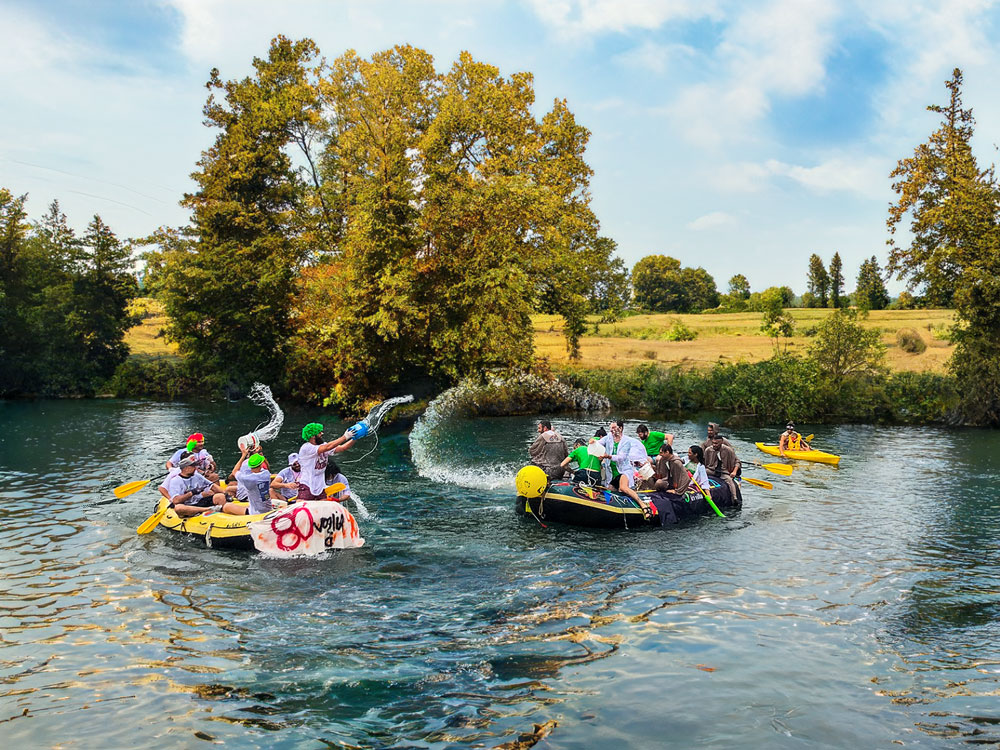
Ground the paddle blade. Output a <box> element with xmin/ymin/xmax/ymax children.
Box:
<box><xmin>137</xmin><ymin>505</ymin><xmax>168</xmax><ymax>535</ymax></box>
<box><xmin>760</xmin><ymin>462</ymin><xmax>794</xmax><ymax>476</ymax></box>
<box><xmin>804</xmin><ymin>434</ymin><xmax>814</xmax><ymax>442</ymax></box>
<box><xmin>743</xmin><ymin>477</ymin><xmax>773</xmax><ymax>490</ymax></box>
<box><xmin>114</xmin><ymin>479</ymin><xmax>152</xmax><ymax>499</ymax></box>
<box><xmin>324</xmin><ymin>482</ymin><xmax>347</xmax><ymax>497</ymax></box>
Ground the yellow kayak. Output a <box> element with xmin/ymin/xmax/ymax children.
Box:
<box><xmin>755</xmin><ymin>442</ymin><xmax>841</xmax><ymax>466</ymax></box>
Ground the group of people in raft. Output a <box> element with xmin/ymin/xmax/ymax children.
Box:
<box><xmin>529</xmin><ymin>418</ymin><xmax>750</xmax><ymax>520</ymax></box>
<box><xmin>157</xmin><ymin>423</ymin><xmax>359</xmax><ymax>518</ymax></box>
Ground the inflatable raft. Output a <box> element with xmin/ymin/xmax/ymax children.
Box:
<box><xmin>755</xmin><ymin>442</ymin><xmax>841</xmax><ymax>465</ymax></box>
<box><xmin>150</xmin><ymin>498</ymin><xmax>365</xmax><ymax>552</ymax></box>
<box><xmin>515</xmin><ymin>472</ymin><xmax>741</xmax><ymax>530</ymax></box>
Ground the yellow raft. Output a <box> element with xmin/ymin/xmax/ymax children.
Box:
<box><xmin>755</xmin><ymin>442</ymin><xmax>841</xmax><ymax>466</ymax></box>
<box><xmin>152</xmin><ymin>497</ymin><xmax>270</xmax><ymax>550</ymax></box>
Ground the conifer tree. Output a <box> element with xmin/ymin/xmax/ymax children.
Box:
<box><xmin>854</xmin><ymin>256</ymin><xmax>890</xmax><ymax>311</ymax></box>
<box><xmin>828</xmin><ymin>252</ymin><xmax>844</xmax><ymax>308</ymax></box>
<box><xmin>806</xmin><ymin>254</ymin><xmax>828</xmax><ymax>307</ymax></box>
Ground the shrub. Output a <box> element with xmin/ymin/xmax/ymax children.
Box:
<box><xmin>643</xmin><ymin>349</ymin><xmax>657</xmax><ymax>360</ymax></box>
<box><xmin>665</xmin><ymin>322</ymin><xmax>697</xmax><ymax>341</ymax></box>
<box><xmin>896</xmin><ymin>328</ymin><xmax>927</xmax><ymax>354</ymax></box>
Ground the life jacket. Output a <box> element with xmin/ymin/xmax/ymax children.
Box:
<box><xmin>786</xmin><ymin>432</ymin><xmax>802</xmax><ymax>451</ymax></box>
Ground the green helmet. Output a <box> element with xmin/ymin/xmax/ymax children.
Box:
<box><xmin>248</xmin><ymin>453</ymin><xmax>265</xmax><ymax>468</ymax></box>
<box><xmin>302</xmin><ymin>422</ymin><xmax>324</xmax><ymax>441</ymax></box>
<box><xmin>186</xmin><ymin>439</ymin><xmax>198</xmax><ymax>452</ymax></box>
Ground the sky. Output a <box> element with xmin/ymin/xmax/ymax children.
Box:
<box><xmin>3</xmin><ymin>0</ymin><xmax>1000</xmax><ymax>294</ymax></box>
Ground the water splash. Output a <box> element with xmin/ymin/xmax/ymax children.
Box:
<box><xmin>409</xmin><ymin>374</ymin><xmax>609</xmax><ymax>490</ymax></box>
<box><xmin>247</xmin><ymin>383</ymin><xmax>284</xmax><ymax>441</ymax></box>
<box><xmin>349</xmin><ymin>490</ymin><xmax>372</xmax><ymax>520</ymax></box>
<box><xmin>362</xmin><ymin>395</ymin><xmax>414</xmax><ymax>433</ymax></box>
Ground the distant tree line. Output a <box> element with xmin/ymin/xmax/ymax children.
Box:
<box><xmin>0</xmin><ymin>192</ymin><xmax>137</xmax><ymax>396</ymax></box>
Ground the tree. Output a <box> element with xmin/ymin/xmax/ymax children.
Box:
<box><xmin>854</xmin><ymin>256</ymin><xmax>890</xmax><ymax>311</ymax></box>
<box><xmin>759</xmin><ymin>287</ymin><xmax>795</xmax><ymax>351</ymax></box>
<box><xmin>728</xmin><ymin>274</ymin><xmax>751</xmax><ymax>299</ymax></box>
<box><xmin>162</xmin><ymin>36</ymin><xmax>321</xmax><ymax>391</ymax></box>
<box><xmin>806</xmin><ymin>254</ymin><xmax>829</xmax><ymax>307</ymax></box>
<box><xmin>828</xmin><ymin>252</ymin><xmax>844</xmax><ymax>308</ymax></box>
<box><xmin>631</xmin><ymin>255</ymin><xmax>717</xmax><ymax>312</ymax></box>
<box><xmin>280</xmin><ymin>45</ymin><xmax>619</xmax><ymax>404</ymax></box>
<box><xmin>632</xmin><ymin>255</ymin><xmax>684</xmax><ymax>312</ymax></box>
<box><xmin>808</xmin><ymin>308</ymin><xmax>886</xmax><ymax>381</ymax></box>
<box><xmin>887</xmin><ymin>68</ymin><xmax>1000</xmax><ymax>423</ymax></box>
<box><xmin>887</xmin><ymin>68</ymin><xmax>995</xmax><ymax>309</ymax></box>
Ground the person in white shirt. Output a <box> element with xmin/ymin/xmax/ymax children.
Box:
<box><xmin>687</xmin><ymin>445</ymin><xmax>711</xmax><ymax>494</ymax></box>
<box><xmin>324</xmin><ymin>460</ymin><xmax>352</xmax><ymax>503</ymax></box>
<box><xmin>225</xmin><ymin>452</ymin><xmax>275</xmax><ymax>515</ymax></box>
<box><xmin>273</xmin><ymin>453</ymin><xmax>301</xmax><ymax>501</ymax></box>
<box><xmin>165</xmin><ymin>456</ymin><xmax>227</xmax><ymax>517</ymax></box>
<box><xmin>297</xmin><ymin>422</ymin><xmax>355</xmax><ymax>501</ymax></box>
<box><xmin>165</xmin><ymin>433</ymin><xmax>218</xmax><ymax>481</ymax></box>
<box><xmin>596</xmin><ymin>419</ymin><xmax>654</xmax><ymax>520</ymax></box>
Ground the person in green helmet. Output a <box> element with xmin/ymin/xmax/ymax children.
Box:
<box><xmin>297</xmin><ymin>422</ymin><xmax>355</xmax><ymax>501</ymax></box>
<box><xmin>221</xmin><ymin>451</ymin><xmax>277</xmax><ymax>515</ymax></box>
<box><xmin>559</xmin><ymin>438</ymin><xmax>602</xmax><ymax>485</ymax></box>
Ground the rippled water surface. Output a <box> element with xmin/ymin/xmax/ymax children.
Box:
<box><xmin>2</xmin><ymin>399</ymin><xmax>1000</xmax><ymax>748</ymax></box>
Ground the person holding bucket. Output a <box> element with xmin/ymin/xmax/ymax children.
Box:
<box><xmin>297</xmin><ymin>423</ymin><xmax>356</xmax><ymax>501</ymax></box>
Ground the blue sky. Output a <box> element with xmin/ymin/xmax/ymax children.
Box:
<box><xmin>4</xmin><ymin>0</ymin><xmax>1000</xmax><ymax>294</ymax></box>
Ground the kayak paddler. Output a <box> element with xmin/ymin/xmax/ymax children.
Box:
<box><xmin>779</xmin><ymin>422</ymin><xmax>811</xmax><ymax>456</ymax></box>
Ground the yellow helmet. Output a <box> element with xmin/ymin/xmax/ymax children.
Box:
<box><xmin>516</xmin><ymin>465</ymin><xmax>548</xmax><ymax>499</ymax></box>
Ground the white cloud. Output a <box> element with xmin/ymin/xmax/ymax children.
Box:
<box><xmin>687</xmin><ymin>211</ymin><xmax>735</xmax><ymax>230</ymax></box>
<box><xmin>766</xmin><ymin>156</ymin><xmax>889</xmax><ymax>199</ymax></box>
<box><xmin>526</xmin><ymin>0</ymin><xmax>721</xmax><ymax>36</ymax></box>
<box><xmin>613</xmin><ymin>40</ymin><xmax>695</xmax><ymax>74</ymax></box>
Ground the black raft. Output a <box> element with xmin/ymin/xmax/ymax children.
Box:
<box><xmin>515</xmin><ymin>478</ymin><xmax>741</xmax><ymax>530</ymax></box>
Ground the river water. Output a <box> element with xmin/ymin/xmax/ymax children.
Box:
<box><xmin>1</xmin><ymin>399</ymin><xmax>999</xmax><ymax>749</ymax></box>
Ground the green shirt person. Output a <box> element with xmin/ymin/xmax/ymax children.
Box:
<box><xmin>560</xmin><ymin>438</ymin><xmax>602</xmax><ymax>484</ymax></box>
<box><xmin>636</xmin><ymin>425</ymin><xmax>672</xmax><ymax>457</ymax></box>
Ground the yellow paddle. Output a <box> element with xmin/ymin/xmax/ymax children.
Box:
<box><xmin>114</xmin><ymin>479</ymin><xmax>153</xmax><ymax>499</ymax></box>
<box><xmin>743</xmin><ymin>476</ymin><xmax>773</xmax><ymax>490</ymax></box>
<box><xmin>138</xmin><ymin>482</ymin><xmax>348</xmax><ymax>536</ymax></box>
<box><xmin>804</xmin><ymin>434</ymin><xmax>814</xmax><ymax>442</ymax></box>
<box><xmin>752</xmin><ymin>461</ymin><xmax>794</xmax><ymax>476</ymax></box>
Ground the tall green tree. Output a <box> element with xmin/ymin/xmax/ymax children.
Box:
<box><xmin>162</xmin><ymin>35</ymin><xmax>321</xmax><ymax>391</ymax></box>
<box><xmin>828</xmin><ymin>252</ymin><xmax>844</xmax><ymax>308</ymax></box>
<box><xmin>727</xmin><ymin>274</ymin><xmax>751</xmax><ymax>299</ymax></box>
<box><xmin>887</xmin><ymin>68</ymin><xmax>1000</xmax><ymax>423</ymax></box>
<box><xmin>888</xmin><ymin>68</ymin><xmax>995</xmax><ymax>309</ymax></box>
<box><xmin>806</xmin><ymin>254</ymin><xmax>829</xmax><ymax>307</ymax></box>
<box><xmin>854</xmin><ymin>256</ymin><xmax>890</xmax><ymax>311</ymax></box>
<box><xmin>631</xmin><ymin>255</ymin><xmax>717</xmax><ymax>312</ymax></box>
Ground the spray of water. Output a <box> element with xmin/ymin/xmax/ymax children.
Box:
<box><xmin>362</xmin><ymin>395</ymin><xmax>414</xmax><ymax>432</ymax></box>
<box><xmin>247</xmin><ymin>383</ymin><xmax>284</xmax><ymax>441</ymax></box>
<box><xmin>348</xmin><ymin>490</ymin><xmax>371</xmax><ymax>520</ymax></box>
<box><xmin>409</xmin><ymin>373</ymin><xmax>610</xmax><ymax>490</ymax></box>
<box><xmin>409</xmin><ymin>381</ymin><xmax>523</xmax><ymax>490</ymax></box>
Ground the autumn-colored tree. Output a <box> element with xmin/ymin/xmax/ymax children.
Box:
<box><xmin>284</xmin><ymin>45</ymin><xmax>617</xmax><ymax>405</ymax></box>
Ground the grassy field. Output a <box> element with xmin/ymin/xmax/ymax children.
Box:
<box><xmin>125</xmin><ymin>300</ymin><xmax>956</xmax><ymax>374</ymax></box>
<box><xmin>533</xmin><ymin>309</ymin><xmax>956</xmax><ymax>373</ymax></box>
<box><xmin>123</xmin><ymin>299</ymin><xmax>178</xmax><ymax>356</ymax></box>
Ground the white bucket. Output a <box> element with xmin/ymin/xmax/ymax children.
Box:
<box><xmin>587</xmin><ymin>442</ymin><xmax>605</xmax><ymax>457</ymax></box>
<box><xmin>237</xmin><ymin>432</ymin><xmax>261</xmax><ymax>452</ymax></box>
<box><xmin>636</xmin><ymin>463</ymin><xmax>654</xmax><ymax>480</ymax></box>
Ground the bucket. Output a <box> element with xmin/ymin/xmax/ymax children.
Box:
<box><xmin>587</xmin><ymin>442</ymin><xmax>605</xmax><ymax>457</ymax></box>
<box><xmin>237</xmin><ymin>432</ymin><xmax>261</xmax><ymax>452</ymax></box>
<box><xmin>636</xmin><ymin>463</ymin><xmax>654</xmax><ymax>480</ymax></box>
<box><xmin>349</xmin><ymin>420</ymin><xmax>370</xmax><ymax>439</ymax></box>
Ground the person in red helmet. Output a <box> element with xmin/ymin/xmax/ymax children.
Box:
<box><xmin>166</xmin><ymin>432</ymin><xmax>217</xmax><ymax>480</ymax></box>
